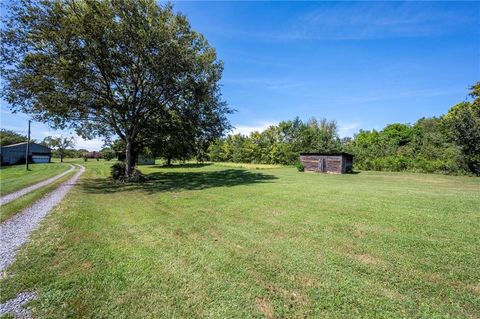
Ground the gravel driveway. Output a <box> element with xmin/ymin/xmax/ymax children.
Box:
<box><xmin>0</xmin><ymin>165</ymin><xmax>85</xmax><ymax>272</ymax></box>
<box><xmin>0</xmin><ymin>164</ymin><xmax>75</xmax><ymax>206</ymax></box>
<box><xmin>0</xmin><ymin>165</ymin><xmax>84</xmax><ymax>318</ymax></box>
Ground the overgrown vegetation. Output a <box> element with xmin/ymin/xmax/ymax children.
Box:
<box><xmin>345</xmin><ymin>119</ymin><xmax>463</xmax><ymax>173</ymax></box>
<box><xmin>209</xmin><ymin>83</ymin><xmax>480</xmax><ymax>175</ymax></box>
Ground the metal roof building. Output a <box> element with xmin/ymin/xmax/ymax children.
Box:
<box><xmin>1</xmin><ymin>142</ymin><xmax>52</xmax><ymax>165</ymax></box>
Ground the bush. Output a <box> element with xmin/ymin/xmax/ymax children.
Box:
<box><xmin>296</xmin><ymin>162</ymin><xmax>305</xmax><ymax>172</ymax></box>
<box><xmin>111</xmin><ymin>162</ymin><xmax>145</xmax><ymax>182</ymax></box>
<box><xmin>111</xmin><ymin>162</ymin><xmax>126</xmax><ymax>180</ymax></box>
<box><xmin>103</xmin><ymin>149</ymin><xmax>115</xmax><ymax>161</ymax></box>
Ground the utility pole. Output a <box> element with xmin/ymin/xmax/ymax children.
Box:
<box><xmin>25</xmin><ymin>119</ymin><xmax>31</xmax><ymax>170</ymax></box>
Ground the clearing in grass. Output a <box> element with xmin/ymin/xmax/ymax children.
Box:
<box><xmin>1</xmin><ymin>161</ymin><xmax>479</xmax><ymax>318</ymax></box>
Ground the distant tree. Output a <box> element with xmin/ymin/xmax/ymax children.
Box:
<box><xmin>0</xmin><ymin>129</ymin><xmax>26</xmax><ymax>146</ymax></box>
<box><xmin>76</xmin><ymin>149</ymin><xmax>89</xmax><ymax>158</ymax></box>
<box><xmin>297</xmin><ymin>117</ymin><xmax>341</xmax><ymax>154</ymax></box>
<box><xmin>442</xmin><ymin>83</ymin><xmax>480</xmax><ymax>175</ymax></box>
<box><xmin>101</xmin><ymin>148</ymin><xmax>116</xmax><ymax>161</ymax></box>
<box><xmin>62</xmin><ymin>149</ymin><xmax>78</xmax><ymax>159</ymax></box>
<box><xmin>42</xmin><ymin>136</ymin><xmax>75</xmax><ymax>162</ymax></box>
<box><xmin>410</xmin><ymin>117</ymin><xmax>456</xmax><ymax>160</ymax></box>
<box><xmin>1</xmin><ymin>0</ymin><xmax>231</xmax><ymax>179</ymax></box>
<box><xmin>381</xmin><ymin>124</ymin><xmax>413</xmax><ymax>147</ymax></box>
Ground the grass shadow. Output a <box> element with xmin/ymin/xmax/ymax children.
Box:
<box><xmin>149</xmin><ymin>163</ymin><xmax>213</xmax><ymax>169</ymax></box>
<box><xmin>82</xmin><ymin>169</ymin><xmax>277</xmax><ymax>194</ymax></box>
<box><xmin>347</xmin><ymin>171</ymin><xmax>361</xmax><ymax>174</ymax></box>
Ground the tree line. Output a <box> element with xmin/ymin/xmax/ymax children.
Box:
<box><xmin>208</xmin><ymin>83</ymin><xmax>480</xmax><ymax>175</ymax></box>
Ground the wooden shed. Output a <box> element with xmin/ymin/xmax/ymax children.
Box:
<box><xmin>299</xmin><ymin>152</ymin><xmax>353</xmax><ymax>174</ymax></box>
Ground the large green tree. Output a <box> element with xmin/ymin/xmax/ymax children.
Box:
<box><xmin>442</xmin><ymin>82</ymin><xmax>480</xmax><ymax>175</ymax></box>
<box><xmin>1</xmin><ymin>0</ymin><xmax>231</xmax><ymax>177</ymax></box>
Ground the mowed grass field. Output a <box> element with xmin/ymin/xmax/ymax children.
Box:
<box><xmin>0</xmin><ymin>162</ymin><xmax>70</xmax><ymax>196</ymax></box>
<box><xmin>1</xmin><ymin>160</ymin><xmax>479</xmax><ymax>318</ymax></box>
<box><xmin>0</xmin><ymin>169</ymin><xmax>77</xmax><ymax>223</ymax></box>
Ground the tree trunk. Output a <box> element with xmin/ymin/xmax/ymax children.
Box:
<box><xmin>125</xmin><ymin>140</ymin><xmax>134</xmax><ymax>177</ymax></box>
<box><xmin>167</xmin><ymin>157</ymin><xmax>171</xmax><ymax>166</ymax></box>
<box><xmin>60</xmin><ymin>153</ymin><xmax>63</xmax><ymax>162</ymax></box>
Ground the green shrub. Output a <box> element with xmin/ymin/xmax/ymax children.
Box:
<box><xmin>111</xmin><ymin>162</ymin><xmax>145</xmax><ymax>182</ymax></box>
<box><xmin>296</xmin><ymin>162</ymin><xmax>305</xmax><ymax>172</ymax></box>
<box><xmin>102</xmin><ymin>149</ymin><xmax>115</xmax><ymax>161</ymax></box>
<box><xmin>111</xmin><ymin>162</ymin><xmax>126</xmax><ymax>180</ymax></box>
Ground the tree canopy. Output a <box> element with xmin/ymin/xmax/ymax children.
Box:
<box><xmin>0</xmin><ymin>129</ymin><xmax>28</xmax><ymax>147</ymax></box>
<box><xmin>1</xmin><ymin>0</ymin><xmax>231</xmax><ymax>177</ymax></box>
<box><xmin>442</xmin><ymin>83</ymin><xmax>480</xmax><ymax>175</ymax></box>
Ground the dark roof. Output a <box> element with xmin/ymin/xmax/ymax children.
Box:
<box><xmin>1</xmin><ymin>142</ymin><xmax>29</xmax><ymax>148</ymax></box>
<box><xmin>1</xmin><ymin>142</ymin><xmax>51</xmax><ymax>152</ymax></box>
<box><xmin>300</xmin><ymin>152</ymin><xmax>354</xmax><ymax>157</ymax></box>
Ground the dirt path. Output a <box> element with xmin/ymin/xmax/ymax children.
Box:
<box><xmin>0</xmin><ymin>165</ymin><xmax>85</xmax><ymax>272</ymax></box>
<box><xmin>0</xmin><ymin>164</ymin><xmax>75</xmax><ymax>206</ymax></box>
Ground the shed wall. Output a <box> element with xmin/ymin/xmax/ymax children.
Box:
<box><xmin>300</xmin><ymin>155</ymin><xmax>344</xmax><ymax>174</ymax></box>
<box><xmin>137</xmin><ymin>155</ymin><xmax>155</xmax><ymax>165</ymax></box>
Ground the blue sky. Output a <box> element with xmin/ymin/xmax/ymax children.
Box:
<box><xmin>1</xmin><ymin>1</ymin><xmax>479</xmax><ymax>150</ymax></box>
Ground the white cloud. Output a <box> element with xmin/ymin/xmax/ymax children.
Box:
<box><xmin>223</xmin><ymin>77</ymin><xmax>305</xmax><ymax>91</ymax></box>
<box><xmin>338</xmin><ymin>122</ymin><xmax>360</xmax><ymax>138</ymax></box>
<box><xmin>282</xmin><ymin>2</ymin><xmax>477</xmax><ymax>41</ymax></box>
<box><xmin>32</xmin><ymin>128</ymin><xmax>105</xmax><ymax>151</ymax></box>
<box><xmin>231</xmin><ymin>120</ymin><xmax>361</xmax><ymax>138</ymax></box>
<box><xmin>75</xmin><ymin>138</ymin><xmax>105</xmax><ymax>151</ymax></box>
<box><xmin>231</xmin><ymin>121</ymin><xmax>276</xmax><ymax>136</ymax></box>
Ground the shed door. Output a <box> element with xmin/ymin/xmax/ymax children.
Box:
<box><xmin>318</xmin><ymin>158</ymin><xmax>326</xmax><ymax>172</ymax></box>
<box><xmin>32</xmin><ymin>155</ymin><xmax>50</xmax><ymax>163</ymax></box>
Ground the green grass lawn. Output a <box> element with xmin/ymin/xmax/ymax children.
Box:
<box><xmin>1</xmin><ymin>161</ymin><xmax>479</xmax><ymax>318</ymax></box>
<box><xmin>0</xmin><ymin>169</ymin><xmax>77</xmax><ymax>223</ymax></box>
<box><xmin>0</xmin><ymin>162</ymin><xmax>70</xmax><ymax>196</ymax></box>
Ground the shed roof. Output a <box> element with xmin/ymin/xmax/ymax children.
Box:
<box><xmin>1</xmin><ymin>142</ymin><xmax>51</xmax><ymax>152</ymax></box>
<box><xmin>300</xmin><ymin>152</ymin><xmax>354</xmax><ymax>157</ymax></box>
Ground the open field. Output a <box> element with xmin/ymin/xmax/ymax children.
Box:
<box><xmin>1</xmin><ymin>160</ymin><xmax>479</xmax><ymax>318</ymax></box>
<box><xmin>212</xmin><ymin>162</ymin><xmax>287</xmax><ymax>170</ymax></box>
<box><xmin>0</xmin><ymin>162</ymin><xmax>70</xmax><ymax>196</ymax></box>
